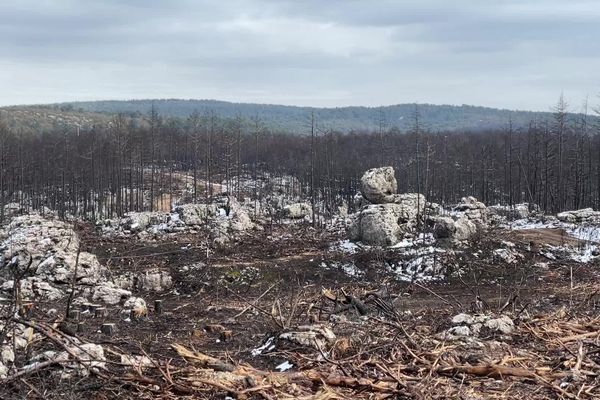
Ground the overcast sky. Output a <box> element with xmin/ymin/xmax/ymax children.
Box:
<box><xmin>1</xmin><ymin>0</ymin><xmax>598</xmax><ymax>111</ymax></box>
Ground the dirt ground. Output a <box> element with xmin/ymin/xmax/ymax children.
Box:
<box><xmin>3</xmin><ymin>222</ymin><xmax>600</xmax><ymax>399</ymax></box>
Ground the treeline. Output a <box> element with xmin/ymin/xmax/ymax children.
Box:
<box><xmin>0</xmin><ymin>97</ymin><xmax>598</xmax><ymax>222</ymax></box>
<box><xmin>53</xmin><ymin>99</ymin><xmax>590</xmax><ymax>132</ymax></box>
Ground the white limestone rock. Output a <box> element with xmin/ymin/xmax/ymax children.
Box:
<box><xmin>360</xmin><ymin>167</ymin><xmax>398</xmax><ymax>204</ymax></box>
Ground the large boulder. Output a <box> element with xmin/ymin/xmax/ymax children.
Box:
<box><xmin>360</xmin><ymin>167</ymin><xmax>397</xmax><ymax>204</ymax></box>
<box><xmin>226</xmin><ymin>197</ymin><xmax>255</xmax><ymax>231</ymax></box>
<box><xmin>391</xmin><ymin>193</ymin><xmax>427</xmax><ymax>221</ymax></box>
<box><xmin>283</xmin><ymin>202</ymin><xmax>312</xmax><ymax>219</ymax></box>
<box><xmin>0</xmin><ymin>213</ymin><xmax>138</xmax><ymax>305</ymax></box>
<box><xmin>138</xmin><ymin>269</ymin><xmax>172</xmax><ymax>291</ymax></box>
<box><xmin>174</xmin><ymin>203</ymin><xmax>218</xmax><ymax>226</ymax></box>
<box><xmin>349</xmin><ymin>204</ymin><xmax>407</xmax><ymax>246</ymax></box>
<box><xmin>91</xmin><ymin>283</ymin><xmax>131</xmax><ymax>305</ymax></box>
<box><xmin>35</xmin><ymin>250</ymin><xmax>104</xmax><ymax>285</ymax></box>
<box><xmin>1</xmin><ymin>216</ymin><xmax>90</xmax><ymax>291</ymax></box>
<box><xmin>454</xmin><ymin>218</ymin><xmax>477</xmax><ymax>240</ymax></box>
<box><xmin>454</xmin><ymin>196</ymin><xmax>486</xmax><ymax>212</ymax></box>
<box><xmin>454</xmin><ymin>196</ymin><xmax>489</xmax><ymax>226</ymax></box>
<box><xmin>172</xmin><ymin>197</ymin><xmax>255</xmax><ymax>245</ymax></box>
<box><xmin>122</xmin><ymin>211</ymin><xmax>170</xmax><ymax>232</ymax></box>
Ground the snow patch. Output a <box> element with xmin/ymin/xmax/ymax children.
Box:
<box><xmin>275</xmin><ymin>361</ymin><xmax>294</xmax><ymax>372</ymax></box>
<box><xmin>251</xmin><ymin>337</ymin><xmax>275</xmax><ymax>356</ymax></box>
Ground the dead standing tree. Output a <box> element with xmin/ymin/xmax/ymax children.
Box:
<box><xmin>552</xmin><ymin>94</ymin><xmax>568</xmax><ymax>212</ymax></box>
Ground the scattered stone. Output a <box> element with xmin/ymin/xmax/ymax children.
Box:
<box><xmin>175</xmin><ymin>203</ymin><xmax>216</xmax><ymax>226</ymax></box>
<box><xmin>120</xmin><ymin>354</ymin><xmax>153</xmax><ymax>368</ymax></box>
<box><xmin>279</xmin><ymin>325</ymin><xmax>336</xmax><ymax>350</ymax></box>
<box><xmin>122</xmin><ymin>211</ymin><xmax>170</xmax><ymax>233</ymax></box>
<box><xmin>92</xmin><ymin>283</ymin><xmax>132</xmax><ymax>305</ymax></box>
<box><xmin>62</xmin><ymin>343</ymin><xmax>106</xmax><ymax>378</ymax></box>
<box><xmin>1</xmin><ymin>346</ymin><xmax>15</xmax><ymax>364</ymax></box>
<box><xmin>447</xmin><ymin>325</ymin><xmax>471</xmax><ymax>337</ymax></box>
<box><xmin>493</xmin><ymin>248</ymin><xmax>522</xmax><ymax>264</ymax></box>
<box><xmin>443</xmin><ymin>313</ymin><xmax>515</xmax><ymax>340</ymax></box>
<box><xmin>25</xmin><ymin>343</ymin><xmax>106</xmax><ymax>379</ymax></box>
<box><xmin>120</xmin><ymin>309</ymin><xmax>132</xmax><ymax>321</ymax></box>
<box><xmin>451</xmin><ymin>313</ymin><xmax>474</xmax><ymax>325</ymax></box>
<box><xmin>124</xmin><ymin>297</ymin><xmax>148</xmax><ymax>319</ymax></box>
<box><xmin>484</xmin><ymin>316</ymin><xmax>515</xmax><ymax>334</ymax></box>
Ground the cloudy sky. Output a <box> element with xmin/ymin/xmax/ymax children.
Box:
<box><xmin>1</xmin><ymin>0</ymin><xmax>598</xmax><ymax>111</ymax></box>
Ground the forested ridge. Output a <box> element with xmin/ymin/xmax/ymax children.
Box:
<box><xmin>24</xmin><ymin>98</ymin><xmax>600</xmax><ymax>132</ymax></box>
<box><xmin>0</xmin><ymin>95</ymin><xmax>598</xmax><ymax>222</ymax></box>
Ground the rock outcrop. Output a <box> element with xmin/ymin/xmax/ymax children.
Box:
<box><xmin>488</xmin><ymin>203</ymin><xmax>540</xmax><ymax>220</ymax></box>
<box><xmin>98</xmin><ymin>195</ymin><xmax>255</xmax><ymax>245</ymax></box>
<box><xmin>453</xmin><ymin>196</ymin><xmax>489</xmax><ymax>226</ymax></box>
<box><xmin>427</xmin><ymin>196</ymin><xmax>492</xmax><ymax>241</ymax></box>
<box><xmin>557</xmin><ymin>208</ymin><xmax>600</xmax><ymax>224</ymax></box>
<box><xmin>0</xmin><ymin>213</ymin><xmax>138</xmax><ymax>305</ymax></box>
<box><xmin>350</xmin><ymin>167</ymin><xmax>432</xmax><ymax>246</ymax></box>
<box><xmin>350</xmin><ymin>168</ymin><xmax>502</xmax><ymax>244</ymax></box>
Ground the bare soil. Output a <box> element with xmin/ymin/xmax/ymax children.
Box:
<box><xmin>3</xmin><ymin>223</ymin><xmax>600</xmax><ymax>399</ymax></box>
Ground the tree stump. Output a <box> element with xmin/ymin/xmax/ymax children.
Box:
<box><xmin>68</xmin><ymin>310</ymin><xmax>80</xmax><ymax>321</ymax></box>
<box><xmin>20</xmin><ymin>303</ymin><xmax>34</xmax><ymax>318</ymax></box>
<box><xmin>220</xmin><ymin>330</ymin><xmax>233</xmax><ymax>341</ymax></box>
<box><xmin>95</xmin><ymin>307</ymin><xmax>107</xmax><ymax>318</ymax></box>
<box><xmin>101</xmin><ymin>323</ymin><xmax>116</xmax><ymax>335</ymax></box>
<box><xmin>154</xmin><ymin>300</ymin><xmax>163</xmax><ymax>315</ymax></box>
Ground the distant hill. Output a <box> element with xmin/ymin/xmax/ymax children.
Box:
<box><xmin>3</xmin><ymin>99</ymin><xmax>596</xmax><ymax>133</ymax></box>
<box><xmin>0</xmin><ymin>106</ymin><xmax>110</xmax><ymax>134</ymax></box>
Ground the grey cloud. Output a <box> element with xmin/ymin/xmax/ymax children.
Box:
<box><xmin>0</xmin><ymin>1</ymin><xmax>598</xmax><ymax>110</ymax></box>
